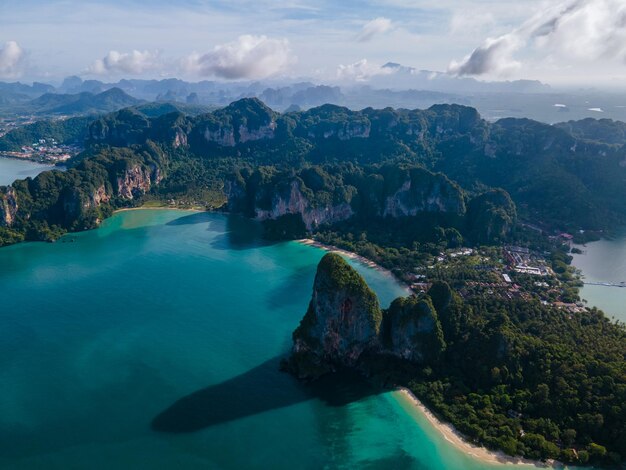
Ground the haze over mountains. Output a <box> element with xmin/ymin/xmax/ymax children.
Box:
<box><xmin>2</xmin><ymin>66</ymin><xmax>626</xmax><ymax>123</ymax></box>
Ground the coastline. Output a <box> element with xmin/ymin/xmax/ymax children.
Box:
<box><xmin>396</xmin><ymin>388</ymin><xmax>560</xmax><ymax>468</ymax></box>
<box><xmin>296</xmin><ymin>238</ymin><xmax>412</xmax><ymax>294</ymax></box>
<box><xmin>298</xmin><ymin>237</ymin><xmax>562</xmax><ymax>469</ymax></box>
<box><xmin>0</xmin><ymin>154</ymin><xmax>60</xmax><ymax>165</ymax></box>
<box><xmin>113</xmin><ymin>205</ymin><xmax>206</xmax><ymax>214</ymax></box>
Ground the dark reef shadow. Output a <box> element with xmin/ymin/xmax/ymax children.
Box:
<box><xmin>165</xmin><ymin>212</ymin><xmax>220</xmax><ymax>226</ymax></box>
<box><xmin>164</xmin><ymin>211</ymin><xmax>284</xmax><ymax>251</ymax></box>
<box><xmin>210</xmin><ymin>214</ymin><xmax>277</xmax><ymax>251</ymax></box>
<box><xmin>151</xmin><ymin>357</ymin><xmax>381</xmax><ymax>433</ymax></box>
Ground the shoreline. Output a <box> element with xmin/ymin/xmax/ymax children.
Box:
<box><xmin>296</xmin><ymin>238</ymin><xmax>412</xmax><ymax>294</ymax></box>
<box><xmin>0</xmin><ymin>154</ymin><xmax>60</xmax><ymax>166</ymax></box>
<box><xmin>113</xmin><ymin>205</ymin><xmax>206</xmax><ymax>214</ymax></box>
<box><xmin>396</xmin><ymin>388</ymin><xmax>561</xmax><ymax>468</ymax></box>
<box><xmin>298</xmin><ymin>237</ymin><xmax>562</xmax><ymax>469</ymax></box>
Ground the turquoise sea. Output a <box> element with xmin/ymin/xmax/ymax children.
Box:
<box><xmin>0</xmin><ymin>209</ymin><xmax>548</xmax><ymax>469</ymax></box>
<box><xmin>0</xmin><ymin>157</ymin><xmax>56</xmax><ymax>186</ymax></box>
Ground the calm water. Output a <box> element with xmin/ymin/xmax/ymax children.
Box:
<box><xmin>0</xmin><ymin>157</ymin><xmax>56</xmax><ymax>186</ymax></box>
<box><xmin>0</xmin><ymin>210</ymin><xmax>543</xmax><ymax>469</ymax></box>
<box><xmin>572</xmin><ymin>237</ymin><xmax>626</xmax><ymax>323</ymax></box>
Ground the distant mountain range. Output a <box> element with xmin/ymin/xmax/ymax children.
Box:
<box><xmin>372</xmin><ymin>62</ymin><xmax>551</xmax><ymax>94</ymax></box>
<box><xmin>1</xmin><ymin>69</ymin><xmax>626</xmax><ymax>123</ymax></box>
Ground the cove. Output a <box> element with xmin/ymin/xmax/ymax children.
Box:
<box><xmin>0</xmin><ymin>209</ymin><xmax>548</xmax><ymax>469</ymax></box>
<box><xmin>0</xmin><ymin>157</ymin><xmax>57</xmax><ymax>186</ymax></box>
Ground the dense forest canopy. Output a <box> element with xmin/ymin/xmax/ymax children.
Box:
<box><xmin>2</xmin><ymin>98</ymin><xmax>626</xmax><ymax>246</ymax></box>
<box><xmin>1</xmin><ymin>98</ymin><xmax>626</xmax><ymax>467</ymax></box>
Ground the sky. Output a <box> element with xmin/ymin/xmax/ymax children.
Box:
<box><xmin>1</xmin><ymin>0</ymin><xmax>625</xmax><ymax>88</ymax></box>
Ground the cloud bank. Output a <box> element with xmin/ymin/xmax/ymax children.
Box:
<box><xmin>0</xmin><ymin>41</ymin><xmax>26</xmax><ymax>79</ymax></box>
<box><xmin>336</xmin><ymin>59</ymin><xmax>392</xmax><ymax>81</ymax></box>
<box><xmin>449</xmin><ymin>0</ymin><xmax>626</xmax><ymax>76</ymax></box>
<box><xmin>356</xmin><ymin>17</ymin><xmax>393</xmax><ymax>42</ymax></box>
<box><xmin>183</xmin><ymin>35</ymin><xmax>293</xmax><ymax>79</ymax></box>
<box><xmin>88</xmin><ymin>50</ymin><xmax>162</xmax><ymax>75</ymax></box>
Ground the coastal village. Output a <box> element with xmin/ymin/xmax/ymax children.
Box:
<box><xmin>0</xmin><ymin>138</ymin><xmax>80</xmax><ymax>163</ymax></box>
<box><xmin>0</xmin><ymin>117</ymin><xmax>82</xmax><ymax>163</ymax></box>
<box><xmin>405</xmin><ymin>233</ymin><xmax>586</xmax><ymax>314</ymax></box>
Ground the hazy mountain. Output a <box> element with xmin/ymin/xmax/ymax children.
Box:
<box><xmin>26</xmin><ymin>88</ymin><xmax>143</xmax><ymax>115</ymax></box>
<box><xmin>369</xmin><ymin>63</ymin><xmax>551</xmax><ymax>94</ymax></box>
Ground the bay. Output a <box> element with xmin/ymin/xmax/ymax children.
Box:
<box><xmin>0</xmin><ymin>209</ymin><xmax>547</xmax><ymax>469</ymax></box>
<box><xmin>572</xmin><ymin>237</ymin><xmax>626</xmax><ymax>323</ymax></box>
<box><xmin>0</xmin><ymin>157</ymin><xmax>57</xmax><ymax>186</ymax></box>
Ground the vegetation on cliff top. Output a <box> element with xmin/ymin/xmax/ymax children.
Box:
<box><xmin>294</xmin><ymin>253</ymin><xmax>382</xmax><ymax>343</ymax></box>
<box><xmin>4</xmin><ymin>98</ymin><xmax>626</xmax><ymax>247</ymax></box>
<box><xmin>289</xmin><ymin>257</ymin><xmax>626</xmax><ymax>467</ymax></box>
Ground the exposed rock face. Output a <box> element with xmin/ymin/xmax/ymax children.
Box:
<box><xmin>203</xmin><ymin>127</ymin><xmax>236</xmax><ymax>147</ymax></box>
<box><xmin>0</xmin><ymin>186</ymin><xmax>18</xmax><ymax>227</ymax></box>
<box><xmin>202</xmin><ymin>121</ymin><xmax>277</xmax><ymax>147</ymax></box>
<box><xmin>116</xmin><ymin>165</ymin><xmax>161</xmax><ymax>199</ymax></box>
<box><xmin>238</xmin><ymin>122</ymin><xmax>276</xmax><ymax>143</ymax></box>
<box><xmin>385</xmin><ymin>296</ymin><xmax>446</xmax><ymax>363</ymax></box>
<box><xmin>289</xmin><ymin>253</ymin><xmax>382</xmax><ymax>379</ymax></box>
<box><xmin>383</xmin><ymin>170</ymin><xmax>465</xmax><ymax>217</ymax></box>
<box><xmin>287</xmin><ymin>256</ymin><xmax>449</xmax><ymax>380</ymax></box>
<box><xmin>60</xmin><ymin>184</ymin><xmax>113</xmax><ymax>225</ymax></box>
<box><xmin>172</xmin><ymin>128</ymin><xmax>188</xmax><ymax>148</ymax></box>
<box><xmin>306</xmin><ymin>119</ymin><xmax>371</xmax><ymax>140</ymax></box>
<box><xmin>89</xmin><ymin>185</ymin><xmax>111</xmax><ymax>207</ymax></box>
<box><xmin>253</xmin><ymin>180</ymin><xmax>354</xmax><ymax>230</ymax></box>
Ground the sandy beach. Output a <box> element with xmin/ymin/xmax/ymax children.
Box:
<box><xmin>297</xmin><ymin>238</ymin><xmax>412</xmax><ymax>294</ymax></box>
<box><xmin>396</xmin><ymin>388</ymin><xmax>562</xmax><ymax>468</ymax></box>
<box><xmin>114</xmin><ymin>206</ymin><xmax>206</xmax><ymax>214</ymax></box>
<box><xmin>299</xmin><ymin>237</ymin><xmax>561</xmax><ymax>469</ymax></box>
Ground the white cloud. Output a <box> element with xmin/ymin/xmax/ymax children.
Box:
<box><xmin>0</xmin><ymin>41</ymin><xmax>26</xmax><ymax>79</ymax></box>
<box><xmin>183</xmin><ymin>35</ymin><xmax>293</xmax><ymax>80</ymax></box>
<box><xmin>448</xmin><ymin>0</ymin><xmax>626</xmax><ymax>77</ymax></box>
<box><xmin>448</xmin><ymin>33</ymin><xmax>523</xmax><ymax>76</ymax></box>
<box><xmin>356</xmin><ymin>17</ymin><xmax>393</xmax><ymax>42</ymax></box>
<box><xmin>88</xmin><ymin>50</ymin><xmax>162</xmax><ymax>75</ymax></box>
<box><xmin>336</xmin><ymin>59</ymin><xmax>392</xmax><ymax>81</ymax></box>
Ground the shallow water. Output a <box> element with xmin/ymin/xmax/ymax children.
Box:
<box><xmin>0</xmin><ymin>210</ymin><xmax>548</xmax><ymax>469</ymax></box>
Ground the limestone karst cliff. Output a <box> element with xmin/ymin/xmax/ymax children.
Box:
<box><xmin>0</xmin><ymin>186</ymin><xmax>18</xmax><ymax>227</ymax></box>
<box><xmin>288</xmin><ymin>253</ymin><xmax>382</xmax><ymax>379</ymax></box>
<box><xmin>285</xmin><ymin>253</ymin><xmax>447</xmax><ymax>380</ymax></box>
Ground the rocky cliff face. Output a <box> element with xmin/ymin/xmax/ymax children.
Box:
<box><xmin>0</xmin><ymin>186</ymin><xmax>18</xmax><ymax>227</ymax></box>
<box><xmin>385</xmin><ymin>296</ymin><xmax>446</xmax><ymax>363</ymax></box>
<box><xmin>61</xmin><ymin>184</ymin><xmax>113</xmax><ymax>223</ymax></box>
<box><xmin>287</xmin><ymin>255</ymin><xmax>449</xmax><ymax>380</ymax></box>
<box><xmin>116</xmin><ymin>164</ymin><xmax>161</xmax><ymax>199</ymax></box>
<box><xmin>227</xmin><ymin>166</ymin><xmax>468</xmax><ymax>233</ymax></box>
<box><xmin>253</xmin><ymin>180</ymin><xmax>354</xmax><ymax>230</ymax></box>
<box><xmin>201</xmin><ymin>121</ymin><xmax>277</xmax><ymax>147</ymax></box>
<box><xmin>288</xmin><ymin>253</ymin><xmax>382</xmax><ymax>379</ymax></box>
<box><xmin>383</xmin><ymin>171</ymin><xmax>465</xmax><ymax>217</ymax></box>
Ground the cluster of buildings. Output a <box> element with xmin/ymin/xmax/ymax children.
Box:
<box><xmin>504</xmin><ymin>246</ymin><xmax>550</xmax><ymax>276</ymax></box>
<box><xmin>406</xmin><ymin>244</ymin><xmax>586</xmax><ymax>312</ymax></box>
<box><xmin>0</xmin><ymin>138</ymin><xmax>81</xmax><ymax>163</ymax></box>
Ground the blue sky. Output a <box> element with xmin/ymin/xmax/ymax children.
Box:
<box><xmin>1</xmin><ymin>0</ymin><xmax>625</xmax><ymax>87</ymax></box>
